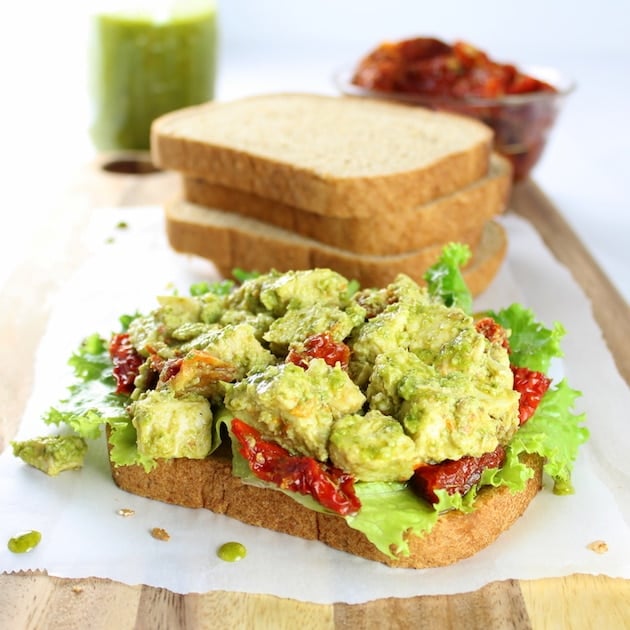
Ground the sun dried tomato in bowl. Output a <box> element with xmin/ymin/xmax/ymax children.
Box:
<box><xmin>341</xmin><ymin>37</ymin><xmax>574</xmax><ymax>180</ymax></box>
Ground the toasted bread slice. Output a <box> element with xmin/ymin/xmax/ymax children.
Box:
<box><xmin>109</xmin><ymin>438</ymin><xmax>542</xmax><ymax>568</ymax></box>
<box><xmin>151</xmin><ymin>93</ymin><xmax>493</xmax><ymax>218</ymax></box>
<box><xmin>164</xmin><ymin>199</ymin><xmax>508</xmax><ymax>295</ymax></box>
<box><xmin>182</xmin><ymin>153</ymin><xmax>512</xmax><ymax>256</ymax></box>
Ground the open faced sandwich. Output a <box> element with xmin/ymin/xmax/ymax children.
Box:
<box><xmin>13</xmin><ymin>245</ymin><xmax>588</xmax><ymax>568</ymax></box>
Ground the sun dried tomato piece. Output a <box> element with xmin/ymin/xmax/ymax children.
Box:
<box><xmin>286</xmin><ymin>332</ymin><xmax>350</xmax><ymax>370</ymax></box>
<box><xmin>475</xmin><ymin>317</ymin><xmax>510</xmax><ymax>350</ymax></box>
<box><xmin>412</xmin><ymin>446</ymin><xmax>507</xmax><ymax>504</ymax></box>
<box><xmin>512</xmin><ymin>365</ymin><xmax>552</xmax><ymax>424</ymax></box>
<box><xmin>352</xmin><ymin>37</ymin><xmax>556</xmax><ymax>99</ymax></box>
<box><xmin>109</xmin><ymin>332</ymin><xmax>144</xmax><ymax>394</ymax></box>
<box><xmin>231</xmin><ymin>418</ymin><xmax>361</xmax><ymax>516</ymax></box>
<box><xmin>157</xmin><ymin>356</ymin><xmax>183</xmax><ymax>384</ymax></box>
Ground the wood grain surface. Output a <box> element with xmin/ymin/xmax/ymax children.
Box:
<box><xmin>1</xmin><ymin>160</ymin><xmax>629</xmax><ymax>629</ymax></box>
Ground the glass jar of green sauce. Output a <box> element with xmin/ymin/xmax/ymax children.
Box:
<box><xmin>89</xmin><ymin>0</ymin><xmax>218</xmax><ymax>151</ymax></box>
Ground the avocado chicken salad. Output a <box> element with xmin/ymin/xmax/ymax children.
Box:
<box><xmin>13</xmin><ymin>244</ymin><xmax>589</xmax><ymax>558</ymax></box>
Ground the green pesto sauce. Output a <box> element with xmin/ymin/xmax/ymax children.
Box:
<box><xmin>217</xmin><ymin>541</ymin><xmax>247</xmax><ymax>562</ymax></box>
<box><xmin>553</xmin><ymin>478</ymin><xmax>575</xmax><ymax>496</ymax></box>
<box><xmin>90</xmin><ymin>1</ymin><xmax>218</xmax><ymax>151</ymax></box>
<box><xmin>8</xmin><ymin>530</ymin><xmax>42</xmax><ymax>554</ymax></box>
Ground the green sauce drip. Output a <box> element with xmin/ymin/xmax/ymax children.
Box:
<box><xmin>217</xmin><ymin>541</ymin><xmax>247</xmax><ymax>562</ymax></box>
<box><xmin>8</xmin><ymin>530</ymin><xmax>42</xmax><ymax>554</ymax></box>
<box><xmin>553</xmin><ymin>478</ymin><xmax>575</xmax><ymax>496</ymax></box>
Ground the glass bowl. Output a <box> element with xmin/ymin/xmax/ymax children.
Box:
<box><xmin>334</xmin><ymin>66</ymin><xmax>575</xmax><ymax>181</ymax></box>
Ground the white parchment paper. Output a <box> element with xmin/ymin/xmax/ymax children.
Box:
<box><xmin>1</xmin><ymin>208</ymin><xmax>629</xmax><ymax>604</ymax></box>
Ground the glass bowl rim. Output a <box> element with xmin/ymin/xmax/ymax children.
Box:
<box><xmin>333</xmin><ymin>64</ymin><xmax>576</xmax><ymax>107</ymax></box>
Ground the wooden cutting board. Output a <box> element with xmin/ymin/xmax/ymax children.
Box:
<box><xmin>1</xmin><ymin>158</ymin><xmax>629</xmax><ymax>629</ymax></box>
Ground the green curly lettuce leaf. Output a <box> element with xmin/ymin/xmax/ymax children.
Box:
<box><xmin>486</xmin><ymin>303</ymin><xmax>566</xmax><ymax>372</ymax></box>
<box><xmin>189</xmin><ymin>279</ymin><xmax>236</xmax><ymax>297</ymax></box>
<box><xmin>509</xmin><ymin>379</ymin><xmax>588</xmax><ymax>494</ymax></box>
<box><xmin>232</xmin><ymin>268</ymin><xmax>261</xmax><ymax>283</ymax></box>
<box><xmin>484</xmin><ymin>306</ymin><xmax>586</xmax><ymax>492</ymax></box>
<box><xmin>44</xmin><ymin>333</ymin><xmax>128</xmax><ymax>439</ymax></box>
<box><xmin>423</xmin><ymin>243</ymin><xmax>473</xmax><ymax>313</ymax></box>
<box><xmin>107</xmin><ymin>419</ymin><xmax>157</xmax><ymax>472</ymax></box>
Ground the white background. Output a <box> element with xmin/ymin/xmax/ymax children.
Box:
<box><xmin>1</xmin><ymin>0</ymin><xmax>628</xmax><ymax>301</ymax></box>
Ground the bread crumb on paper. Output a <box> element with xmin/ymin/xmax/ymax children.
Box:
<box><xmin>151</xmin><ymin>527</ymin><xmax>171</xmax><ymax>541</ymax></box>
<box><xmin>117</xmin><ymin>508</ymin><xmax>135</xmax><ymax>517</ymax></box>
<box><xmin>587</xmin><ymin>540</ymin><xmax>608</xmax><ymax>554</ymax></box>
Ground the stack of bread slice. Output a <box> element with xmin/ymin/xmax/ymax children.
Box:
<box><xmin>151</xmin><ymin>93</ymin><xmax>512</xmax><ymax>294</ymax></box>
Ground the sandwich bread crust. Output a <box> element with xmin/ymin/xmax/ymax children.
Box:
<box><xmin>108</xmin><ymin>438</ymin><xmax>543</xmax><ymax>569</ymax></box>
<box><xmin>182</xmin><ymin>154</ymin><xmax>512</xmax><ymax>256</ymax></box>
<box><xmin>164</xmin><ymin>199</ymin><xmax>508</xmax><ymax>296</ymax></box>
